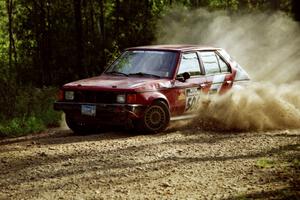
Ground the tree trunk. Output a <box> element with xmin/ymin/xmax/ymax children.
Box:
<box><xmin>5</xmin><ymin>0</ymin><xmax>16</xmax><ymax>116</ymax></box>
<box><xmin>89</xmin><ymin>0</ymin><xmax>95</xmax><ymax>34</ymax></box>
<box><xmin>6</xmin><ymin>0</ymin><xmax>16</xmax><ymax>72</ymax></box>
<box><xmin>31</xmin><ymin>0</ymin><xmax>51</xmax><ymax>85</ymax></box>
<box><xmin>40</xmin><ymin>0</ymin><xmax>52</xmax><ymax>85</ymax></box>
<box><xmin>45</xmin><ymin>0</ymin><xmax>52</xmax><ymax>85</ymax></box>
<box><xmin>193</xmin><ymin>0</ymin><xmax>199</xmax><ymax>7</ymax></box>
<box><xmin>115</xmin><ymin>0</ymin><xmax>120</xmax><ymax>38</ymax></box>
<box><xmin>36</xmin><ymin>0</ymin><xmax>52</xmax><ymax>85</ymax></box>
<box><xmin>73</xmin><ymin>0</ymin><xmax>86</xmax><ymax>77</ymax></box>
<box><xmin>99</xmin><ymin>0</ymin><xmax>106</xmax><ymax>70</ymax></box>
<box><xmin>292</xmin><ymin>0</ymin><xmax>300</xmax><ymax>21</ymax></box>
<box><xmin>270</xmin><ymin>0</ymin><xmax>280</xmax><ymax>10</ymax></box>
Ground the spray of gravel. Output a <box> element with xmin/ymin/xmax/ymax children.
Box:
<box><xmin>193</xmin><ymin>82</ymin><xmax>300</xmax><ymax>131</ymax></box>
<box><xmin>157</xmin><ymin>8</ymin><xmax>300</xmax><ymax>131</ymax></box>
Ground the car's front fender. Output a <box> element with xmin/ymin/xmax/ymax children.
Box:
<box><xmin>137</xmin><ymin>91</ymin><xmax>170</xmax><ymax>109</ymax></box>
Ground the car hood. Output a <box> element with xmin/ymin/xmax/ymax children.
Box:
<box><xmin>63</xmin><ymin>75</ymin><xmax>172</xmax><ymax>92</ymax></box>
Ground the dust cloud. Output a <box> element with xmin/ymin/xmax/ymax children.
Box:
<box><xmin>193</xmin><ymin>82</ymin><xmax>300</xmax><ymax>131</ymax></box>
<box><xmin>156</xmin><ymin>8</ymin><xmax>300</xmax><ymax>131</ymax></box>
<box><xmin>60</xmin><ymin>113</ymin><xmax>69</xmax><ymax>130</ymax></box>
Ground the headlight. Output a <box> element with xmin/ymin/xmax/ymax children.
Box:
<box><xmin>65</xmin><ymin>91</ymin><xmax>74</xmax><ymax>100</ymax></box>
<box><xmin>116</xmin><ymin>94</ymin><xmax>126</xmax><ymax>103</ymax></box>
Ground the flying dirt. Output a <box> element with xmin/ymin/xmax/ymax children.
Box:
<box><xmin>156</xmin><ymin>8</ymin><xmax>300</xmax><ymax>131</ymax></box>
<box><xmin>193</xmin><ymin>82</ymin><xmax>300</xmax><ymax>131</ymax></box>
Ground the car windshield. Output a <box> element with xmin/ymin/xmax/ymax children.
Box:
<box><xmin>105</xmin><ymin>50</ymin><xmax>178</xmax><ymax>78</ymax></box>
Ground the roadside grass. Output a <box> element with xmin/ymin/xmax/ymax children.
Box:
<box><xmin>232</xmin><ymin>153</ymin><xmax>300</xmax><ymax>200</ymax></box>
<box><xmin>291</xmin><ymin>158</ymin><xmax>300</xmax><ymax>168</ymax></box>
<box><xmin>0</xmin><ymin>87</ymin><xmax>61</xmax><ymax>137</ymax></box>
<box><xmin>255</xmin><ymin>157</ymin><xmax>275</xmax><ymax>169</ymax></box>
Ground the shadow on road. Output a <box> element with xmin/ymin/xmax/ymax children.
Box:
<box><xmin>0</xmin><ymin>126</ymin><xmax>138</xmax><ymax>146</ymax></box>
<box><xmin>1</xmin><ymin>122</ymin><xmax>299</xmax><ymax>147</ymax></box>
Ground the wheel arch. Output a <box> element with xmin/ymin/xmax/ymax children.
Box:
<box><xmin>152</xmin><ymin>98</ymin><xmax>170</xmax><ymax>109</ymax></box>
<box><xmin>146</xmin><ymin>92</ymin><xmax>170</xmax><ymax>110</ymax></box>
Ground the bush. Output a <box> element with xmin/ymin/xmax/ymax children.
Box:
<box><xmin>0</xmin><ymin>116</ymin><xmax>45</xmax><ymax>137</ymax></box>
<box><xmin>0</xmin><ymin>87</ymin><xmax>61</xmax><ymax>137</ymax></box>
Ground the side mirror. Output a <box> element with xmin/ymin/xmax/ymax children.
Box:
<box><xmin>183</xmin><ymin>72</ymin><xmax>190</xmax><ymax>80</ymax></box>
<box><xmin>176</xmin><ymin>72</ymin><xmax>191</xmax><ymax>82</ymax></box>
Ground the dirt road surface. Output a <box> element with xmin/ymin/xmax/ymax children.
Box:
<box><xmin>0</xmin><ymin>125</ymin><xmax>299</xmax><ymax>199</ymax></box>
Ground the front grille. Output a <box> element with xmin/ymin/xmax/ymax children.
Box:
<box><xmin>74</xmin><ymin>91</ymin><xmax>117</xmax><ymax>103</ymax></box>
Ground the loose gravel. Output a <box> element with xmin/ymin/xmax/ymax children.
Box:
<box><xmin>0</xmin><ymin>127</ymin><xmax>299</xmax><ymax>199</ymax></box>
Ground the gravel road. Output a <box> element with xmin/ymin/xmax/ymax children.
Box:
<box><xmin>0</xmin><ymin>125</ymin><xmax>299</xmax><ymax>199</ymax></box>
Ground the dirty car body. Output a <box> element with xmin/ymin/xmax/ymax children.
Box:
<box><xmin>54</xmin><ymin>45</ymin><xmax>250</xmax><ymax>133</ymax></box>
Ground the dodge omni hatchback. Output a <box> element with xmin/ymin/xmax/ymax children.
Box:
<box><xmin>54</xmin><ymin>45</ymin><xmax>250</xmax><ymax>133</ymax></box>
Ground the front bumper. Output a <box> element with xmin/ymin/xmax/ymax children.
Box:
<box><xmin>54</xmin><ymin>101</ymin><xmax>146</xmax><ymax>125</ymax></box>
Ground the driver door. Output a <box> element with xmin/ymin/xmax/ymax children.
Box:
<box><xmin>172</xmin><ymin>52</ymin><xmax>208</xmax><ymax>115</ymax></box>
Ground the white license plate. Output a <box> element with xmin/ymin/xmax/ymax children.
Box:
<box><xmin>81</xmin><ymin>105</ymin><xmax>96</xmax><ymax>116</ymax></box>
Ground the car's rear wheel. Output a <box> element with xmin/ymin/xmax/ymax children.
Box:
<box><xmin>137</xmin><ymin>101</ymin><xmax>170</xmax><ymax>133</ymax></box>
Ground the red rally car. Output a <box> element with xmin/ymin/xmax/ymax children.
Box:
<box><xmin>54</xmin><ymin>45</ymin><xmax>250</xmax><ymax>133</ymax></box>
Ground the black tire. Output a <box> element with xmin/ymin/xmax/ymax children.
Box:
<box><xmin>137</xmin><ymin>101</ymin><xmax>170</xmax><ymax>133</ymax></box>
<box><xmin>65</xmin><ymin>115</ymin><xmax>94</xmax><ymax>134</ymax></box>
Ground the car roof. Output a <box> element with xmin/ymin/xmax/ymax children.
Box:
<box><xmin>126</xmin><ymin>44</ymin><xmax>220</xmax><ymax>52</ymax></box>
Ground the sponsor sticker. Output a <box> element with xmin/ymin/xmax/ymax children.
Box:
<box><xmin>185</xmin><ymin>88</ymin><xmax>201</xmax><ymax>112</ymax></box>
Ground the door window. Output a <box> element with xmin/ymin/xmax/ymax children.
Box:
<box><xmin>177</xmin><ymin>53</ymin><xmax>201</xmax><ymax>76</ymax></box>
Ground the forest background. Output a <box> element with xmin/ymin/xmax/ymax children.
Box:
<box><xmin>0</xmin><ymin>0</ymin><xmax>299</xmax><ymax>136</ymax></box>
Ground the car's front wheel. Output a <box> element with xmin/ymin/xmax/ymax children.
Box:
<box><xmin>137</xmin><ymin>101</ymin><xmax>170</xmax><ymax>133</ymax></box>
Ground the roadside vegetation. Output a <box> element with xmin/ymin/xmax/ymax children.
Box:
<box><xmin>0</xmin><ymin>0</ymin><xmax>299</xmax><ymax>137</ymax></box>
<box><xmin>0</xmin><ymin>87</ymin><xmax>61</xmax><ymax>137</ymax></box>
<box><xmin>236</xmin><ymin>154</ymin><xmax>300</xmax><ymax>199</ymax></box>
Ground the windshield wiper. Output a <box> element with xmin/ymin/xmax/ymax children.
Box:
<box><xmin>105</xmin><ymin>71</ymin><xmax>128</xmax><ymax>77</ymax></box>
<box><xmin>128</xmin><ymin>72</ymin><xmax>161</xmax><ymax>78</ymax></box>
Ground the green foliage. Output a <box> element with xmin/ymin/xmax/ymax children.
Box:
<box><xmin>0</xmin><ymin>2</ymin><xmax>9</xmax><ymax>80</ymax></box>
<box><xmin>208</xmin><ymin>0</ymin><xmax>239</xmax><ymax>10</ymax></box>
<box><xmin>0</xmin><ymin>87</ymin><xmax>61</xmax><ymax>137</ymax></box>
<box><xmin>0</xmin><ymin>116</ymin><xmax>45</xmax><ymax>137</ymax></box>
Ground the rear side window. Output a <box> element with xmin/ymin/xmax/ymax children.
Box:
<box><xmin>216</xmin><ymin>54</ymin><xmax>230</xmax><ymax>73</ymax></box>
<box><xmin>199</xmin><ymin>51</ymin><xmax>220</xmax><ymax>75</ymax></box>
<box><xmin>199</xmin><ymin>51</ymin><xmax>231</xmax><ymax>75</ymax></box>
<box><xmin>177</xmin><ymin>53</ymin><xmax>201</xmax><ymax>76</ymax></box>
<box><xmin>218</xmin><ymin>49</ymin><xmax>232</xmax><ymax>62</ymax></box>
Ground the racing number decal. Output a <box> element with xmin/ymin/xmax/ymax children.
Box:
<box><xmin>185</xmin><ymin>87</ymin><xmax>201</xmax><ymax>112</ymax></box>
